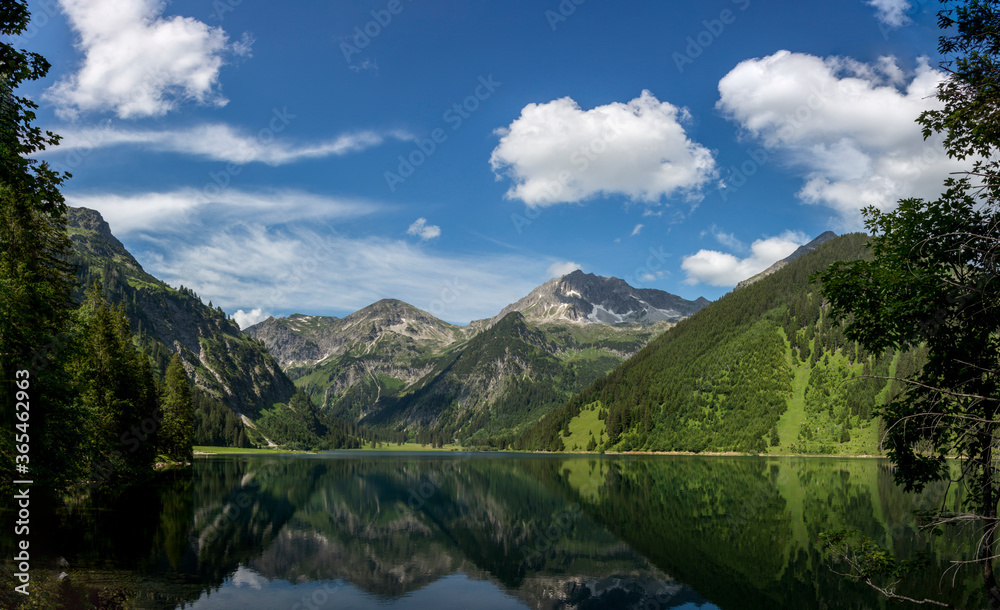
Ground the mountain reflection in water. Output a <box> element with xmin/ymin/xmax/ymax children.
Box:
<box><xmin>41</xmin><ymin>453</ymin><xmax>982</xmax><ymax>609</ymax></box>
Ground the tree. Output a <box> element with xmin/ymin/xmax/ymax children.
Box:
<box><xmin>70</xmin><ymin>284</ymin><xmax>160</xmax><ymax>485</ymax></box>
<box><xmin>0</xmin><ymin>0</ymin><xmax>69</xmax><ymax>215</ymax></box>
<box><xmin>159</xmin><ymin>354</ymin><xmax>194</xmax><ymax>461</ymax></box>
<box><xmin>819</xmin><ymin>1</ymin><xmax>1000</xmax><ymax>606</ymax></box>
<box><xmin>0</xmin><ymin>1</ymin><xmax>76</xmax><ymax>494</ymax></box>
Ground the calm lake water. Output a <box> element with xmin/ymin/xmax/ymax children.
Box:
<box><xmin>32</xmin><ymin>453</ymin><xmax>985</xmax><ymax>609</ymax></box>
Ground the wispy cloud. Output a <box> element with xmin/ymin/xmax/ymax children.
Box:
<box><xmin>51</xmin><ymin>123</ymin><xmax>414</xmax><ymax>165</ymax></box>
<box><xmin>70</xmin><ymin>191</ymin><xmax>561</xmax><ymax>324</ymax></box>
<box><xmin>702</xmin><ymin>225</ymin><xmax>745</xmax><ymax>251</ymax></box>
<box><xmin>630</xmin><ymin>223</ymin><xmax>644</xmax><ymax>236</ymax></box>
<box><xmin>147</xmin><ymin>224</ymin><xmax>551</xmax><ymax>325</ymax></box>
<box><xmin>867</xmin><ymin>0</ymin><xmax>911</xmax><ymax>28</ymax></box>
<box><xmin>64</xmin><ymin>189</ymin><xmax>379</xmax><ymax>235</ymax></box>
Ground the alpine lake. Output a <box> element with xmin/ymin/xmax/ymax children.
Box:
<box><xmin>25</xmin><ymin>453</ymin><xmax>988</xmax><ymax>609</ymax></box>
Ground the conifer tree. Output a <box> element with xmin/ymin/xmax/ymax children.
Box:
<box><xmin>160</xmin><ymin>354</ymin><xmax>194</xmax><ymax>461</ymax></box>
<box><xmin>71</xmin><ymin>284</ymin><xmax>159</xmax><ymax>485</ymax></box>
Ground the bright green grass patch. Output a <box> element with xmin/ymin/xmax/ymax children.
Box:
<box><xmin>562</xmin><ymin>402</ymin><xmax>606</xmax><ymax>452</ymax></box>
<box><xmin>560</xmin><ymin>457</ymin><xmax>610</xmax><ymax>501</ymax></box>
<box><xmin>772</xmin><ymin>361</ymin><xmax>810</xmax><ymax>454</ymax></box>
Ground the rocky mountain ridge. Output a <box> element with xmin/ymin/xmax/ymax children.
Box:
<box><xmin>736</xmin><ymin>231</ymin><xmax>839</xmax><ymax>290</ymax></box>
<box><xmin>490</xmin><ymin>270</ymin><xmax>708</xmax><ymax>326</ymax></box>
<box><xmin>67</xmin><ymin>207</ymin><xmax>296</xmax><ymax>418</ymax></box>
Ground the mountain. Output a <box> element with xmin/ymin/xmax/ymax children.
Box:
<box><xmin>735</xmin><ymin>231</ymin><xmax>838</xmax><ymax>290</ymax></box>
<box><xmin>522</xmin><ymin>233</ymin><xmax>925</xmax><ymax>455</ymax></box>
<box><xmin>66</xmin><ymin>207</ymin><xmax>361</xmax><ymax>450</ymax></box>
<box><xmin>68</xmin><ymin>207</ymin><xmax>295</xmax><ymax>417</ymax></box>
<box><xmin>245</xmin><ymin>299</ymin><xmax>464</xmax><ymax>369</ymax></box>
<box><xmin>246</xmin><ymin>274</ymin><xmax>696</xmax><ymax>446</ymax></box>
<box><xmin>489</xmin><ymin>270</ymin><xmax>708</xmax><ymax>326</ymax></box>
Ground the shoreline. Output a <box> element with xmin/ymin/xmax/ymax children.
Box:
<box><xmin>192</xmin><ymin>446</ymin><xmax>889</xmax><ymax>459</ymax></box>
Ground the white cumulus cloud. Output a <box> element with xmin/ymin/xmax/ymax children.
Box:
<box><xmin>490</xmin><ymin>90</ymin><xmax>717</xmax><ymax>207</ymax></box>
<box><xmin>681</xmin><ymin>231</ymin><xmax>808</xmax><ymax>287</ymax></box>
<box><xmin>717</xmin><ymin>51</ymin><xmax>966</xmax><ymax>227</ymax></box>
<box><xmin>406</xmin><ymin>218</ymin><xmax>441</xmax><ymax>240</ymax></box>
<box><xmin>46</xmin><ymin>0</ymin><xmax>246</xmax><ymax>119</ymax></box>
<box><xmin>868</xmin><ymin>0</ymin><xmax>911</xmax><ymax>28</ymax></box>
<box><xmin>547</xmin><ymin>261</ymin><xmax>582</xmax><ymax>278</ymax></box>
<box><xmin>232</xmin><ymin>308</ymin><xmax>269</xmax><ymax>330</ymax></box>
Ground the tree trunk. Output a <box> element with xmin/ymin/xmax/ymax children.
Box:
<box><xmin>980</xmin><ymin>424</ymin><xmax>1000</xmax><ymax>610</ymax></box>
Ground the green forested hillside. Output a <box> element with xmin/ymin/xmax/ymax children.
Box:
<box><xmin>520</xmin><ymin>233</ymin><xmax>926</xmax><ymax>454</ymax></box>
<box><xmin>349</xmin><ymin>312</ymin><xmax>639</xmax><ymax>447</ymax></box>
<box><xmin>66</xmin><ymin>207</ymin><xmax>363</xmax><ymax>451</ymax></box>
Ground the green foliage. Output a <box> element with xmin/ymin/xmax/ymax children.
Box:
<box><xmin>254</xmin><ymin>390</ymin><xmax>362</xmax><ymax>450</ymax></box>
<box><xmin>0</xmin><ymin>2</ymin><xmax>76</xmax><ymax>493</ymax></box>
<box><xmin>69</xmin><ymin>283</ymin><xmax>160</xmax><ymax>485</ymax></box>
<box><xmin>158</xmin><ymin>354</ymin><xmax>194</xmax><ymax>461</ymax></box>
<box><xmin>0</xmin><ymin>184</ymin><xmax>81</xmax><ymax>491</ymax></box>
<box><xmin>523</xmin><ymin>233</ymin><xmax>895</xmax><ymax>454</ymax></box>
<box><xmin>820</xmin><ymin>2</ymin><xmax>1000</xmax><ymax>606</ymax></box>
<box><xmin>0</xmin><ymin>0</ymin><xmax>69</xmax><ymax>215</ymax></box>
<box><xmin>192</xmin><ymin>388</ymin><xmax>250</xmax><ymax>448</ymax></box>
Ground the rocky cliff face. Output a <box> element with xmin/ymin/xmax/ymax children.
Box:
<box><xmin>491</xmin><ymin>270</ymin><xmax>708</xmax><ymax>326</ymax></box>
<box><xmin>67</xmin><ymin>206</ymin><xmax>295</xmax><ymax>416</ymax></box>
<box><xmin>245</xmin><ymin>299</ymin><xmax>463</xmax><ymax>369</ymax></box>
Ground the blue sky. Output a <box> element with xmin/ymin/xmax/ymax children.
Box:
<box><xmin>17</xmin><ymin>0</ymin><xmax>956</xmax><ymax>326</ymax></box>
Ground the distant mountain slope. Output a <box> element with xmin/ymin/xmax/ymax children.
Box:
<box><xmin>490</xmin><ymin>270</ymin><xmax>708</xmax><ymax>326</ymax></box>
<box><xmin>522</xmin><ymin>233</ymin><xmax>925</xmax><ymax>455</ymax></box>
<box><xmin>245</xmin><ymin>299</ymin><xmax>464</xmax><ymax>369</ymax></box>
<box><xmin>66</xmin><ymin>207</ymin><xmax>365</xmax><ymax>451</ymax></box>
<box><xmin>736</xmin><ymin>231</ymin><xmax>838</xmax><ymax>290</ymax></box>
<box><xmin>68</xmin><ymin>207</ymin><xmax>296</xmax><ymax>417</ymax></box>
<box><xmin>247</xmin><ymin>275</ymin><xmax>682</xmax><ymax>445</ymax></box>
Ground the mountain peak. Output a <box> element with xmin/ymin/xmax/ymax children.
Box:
<box><xmin>493</xmin><ymin>271</ymin><xmax>708</xmax><ymax>326</ymax></box>
<box><xmin>67</xmin><ymin>206</ymin><xmax>145</xmax><ymax>273</ymax></box>
<box><xmin>736</xmin><ymin>231</ymin><xmax>839</xmax><ymax>290</ymax></box>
